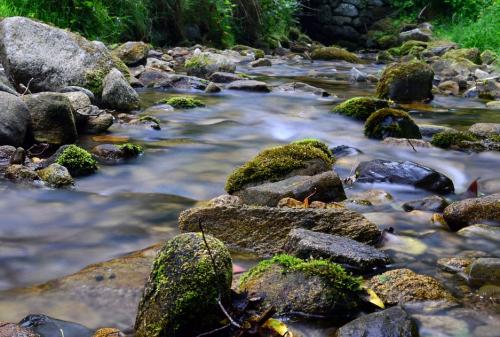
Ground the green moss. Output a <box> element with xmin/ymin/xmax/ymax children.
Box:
<box><xmin>139</xmin><ymin>115</ymin><xmax>160</xmax><ymax>125</ymax></box>
<box><xmin>376</xmin><ymin>60</ymin><xmax>432</xmax><ymax>100</ymax></box>
<box><xmin>431</xmin><ymin>130</ymin><xmax>478</xmax><ymax>149</ymax></box>
<box><xmin>158</xmin><ymin>96</ymin><xmax>205</xmax><ymax>109</ymax></box>
<box><xmin>254</xmin><ymin>49</ymin><xmax>265</xmax><ymax>59</ymax></box>
<box><xmin>443</xmin><ymin>48</ymin><xmax>481</xmax><ymax>65</ymax></box>
<box><xmin>364</xmin><ymin>108</ymin><xmax>422</xmax><ymax>140</ymax></box>
<box><xmin>119</xmin><ymin>143</ymin><xmax>144</xmax><ymax>157</ymax></box>
<box><xmin>55</xmin><ymin>145</ymin><xmax>97</xmax><ymax>176</ymax></box>
<box><xmin>240</xmin><ymin>254</ymin><xmax>362</xmax><ymax>301</ymax></box>
<box><xmin>111</xmin><ymin>55</ymin><xmax>131</xmax><ymax>80</ymax></box>
<box><xmin>184</xmin><ymin>54</ymin><xmax>212</xmax><ymax>69</ymax></box>
<box><xmin>225</xmin><ymin>143</ymin><xmax>334</xmax><ymax>193</ymax></box>
<box><xmin>376</xmin><ymin>35</ymin><xmax>399</xmax><ymax>49</ymax></box>
<box><xmin>291</xmin><ymin>139</ymin><xmax>332</xmax><ymax>158</ymax></box>
<box><xmin>489</xmin><ymin>134</ymin><xmax>500</xmax><ymax>142</ymax></box>
<box><xmin>310</xmin><ymin>47</ymin><xmax>361</xmax><ymax>63</ymax></box>
<box><xmin>332</xmin><ymin>97</ymin><xmax>389</xmax><ymax>120</ymax></box>
<box><xmin>388</xmin><ymin>47</ymin><xmax>402</xmax><ymax>57</ymax></box>
<box><xmin>85</xmin><ymin>67</ymin><xmax>108</xmax><ymax>96</ymax></box>
<box><xmin>400</xmin><ymin>40</ymin><xmax>428</xmax><ymax>55</ymax></box>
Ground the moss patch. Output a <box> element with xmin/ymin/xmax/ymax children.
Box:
<box><xmin>431</xmin><ymin>130</ymin><xmax>478</xmax><ymax>149</ymax></box>
<box><xmin>291</xmin><ymin>138</ymin><xmax>333</xmax><ymax>158</ymax></box>
<box><xmin>56</xmin><ymin>145</ymin><xmax>98</xmax><ymax>176</ymax></box>
<box><xmin>310</xmin><ymin>47</ymin><xmax>361</xmax><ymax>63</ymax></box>
<box><xmin>158</xmin><ymin>96</ymin><xmax>205</xmax><ymax>109</ymax></box>
<box><xmin>332</xmin><ymin>97</ymin><xmax>389</xmax><ymax>120</ymax></box>
<box><xmin>225</xmin><ymin>143</ymin><xmax>334</xmax><ymax>193</ymax></box>
<box><xmin>119</xmin><ymin>143</ymin><xmax>144</xmax><ymax>157</ymax></box>
<box><xmin>443</xmin><ymin>48</ymin><xmax>481</xmax><ymax>65</ymax></box>
<box><xmin>364</xmin><ymin>108</ymin><xmax>422</xmax><ymax>140</ymax></box>
<box><xmin>400</xmin><ymin>40</ymin><xmax>428</xmax><ymax>55</ymax></box>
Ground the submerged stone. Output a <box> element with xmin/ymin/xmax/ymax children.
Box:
<box><xmin>443</xmin><ymin>194</ymin><xmax>500</xmax><ymax>231</ymax></box>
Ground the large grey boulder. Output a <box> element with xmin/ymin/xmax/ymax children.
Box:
<box><xmin>443</xmin><ymin>194</ymin><xmax>500</xmax><ymax>231</ymax></box>
<box><xmin>0</xmin><ymin>17</ymin><xmax>124</xmax><ymax>95</ymax></box>
<box><xmin>335</xmin><ymin>306</ymin><xmax>418</xmax><ymax>337</ymax></box>
<box><xmin>226</xmin><ymin>80</ymin><xmax>271</xmax><ymax>92</ymax></box>
<box><xmin>0</xmin><ymin>92</ymin><xmax>30</xmax><ymax>146</ymax></box>
<box><xmin>22</xmin><ymin>92</ymin><xmax>77</xmax><ymax>145</ymax></box>
<box><xmin>283</xmin><ymin>228</ymin><xmax>390</xmax><ymax>272</ymax></box>
<box><xmin>179</xmin><ymin>205</ymin><xmax>381</xmax><ymax>256</ymax></box>
<box><xmin>469</xmin><ymin>123</ymin><xmax>500</xmax><ymax>138</ymax></box>
<box><xmin>101</xmin><ymin>68</ymin><xmax>139</xmax><ymax>111</ymax></box>
<box><xmin>236</xmin><ymin>171</ymin><xmax>346</xmax><ymax>207</ymax></box>
<box><xmin>111</xmin><ymin>42</ymin><xmax>150</xmax><ymax>66</ymax></box>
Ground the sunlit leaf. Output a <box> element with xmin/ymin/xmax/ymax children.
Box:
<box><xmin>361</xmin><ymin>285</ymin><xmax>385</xmax><ymax>309</ymax></box>
<box><xmin>260</xmin><ymin>318</ymin><xmax>293</xmax><ymax>337</ymax></box>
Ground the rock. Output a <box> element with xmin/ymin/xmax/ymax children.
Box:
<box><xmin>0</xmin><ymin>92</ymin><xmax>30</xmax><ymax>147</ymax></box>
<box><xmin>399</xmin><ymin>28</ymin><xmax>432</xmax><ymax>42</ymax></box>
<box><xmin>334</xmin><ymin>3</ymin><xmax>359</xmax><ymax>17</ymax></box>
<box><xmin>0</xmin><ymin>17</ymin><xmax>125</xmax><ymax>95</ymax></box>
<box><xmin>376</xmin><ymin>60</ymin><xmax>434</xmax><ymax>102</ymax></box>
<box><xmin>335</xmin><ymin>306</ymin><xmax>418</xmax><ymax>337</ymax></box>
<box><xmin>208</xmin><ymin>72</ymin><xmax>241</xmax><ymax>83</ymax></box>
<box><xmin>402</xmin><ymin>195</ymin><xmax>449</xmax><ymax>212</ymax></box>
<box><xmin>381</xmin><ymin>137</ymin><xmax>432</xmax><ymax>148</ymax></box>
<box><xmin>438</xmin><ymin>80</ymin><xmax>460</xmax><ymax>95</ymax></box>
<box><xmin>274</xmin><ymin>82</ymin><xmax>330</xmax><ymax>97</ymax></box>
<box><xmin>204</xmin><ymin>82</ymin><xmax>221</xmax><ymax>93</ymax></box>
<box><xmin>0</xmin><ymin>145</ymin><xmax>16</xmax><ymax>163</ymax></box>
<box><xmin>101</xmin><ymin>68</ymin><xmax>139</xmax><ymax>111</ymax></box>
<box><xmin>310</xmin><ymin>47</ymin><xmax>361</xmax><ymax>63</ymax></box>
<box><xmin>443</xmin><ymin>194</ymin><xmax>500</xmax><ymax>231</ymax></box>
<box><xmin>37</xmin><ymin>163</ymin><xmax>74</xmax><ymax>187</ymax></box>
<box><xmin>413</xmin><ymin>315</ymin><xmax>470</xmax><ymax>337</ymax></box>
<box><xmin>178</xmin><ymin>205</ymin><xmax>381</xmax><ymax>256</ymax></box>
<box><xmin>331</xmin><ymin>145</ymin><xmax>362</xmax><ymax>157</ymax></box>
<box><xmin>333</xmin><ymin>97</ymin><xmax>389</xmax><ymax>121</ymax></box>
<box><xmin>443</xmin><ymin>48</ymin><xmax>481</xmax><ymax>64</ymax></box>
<box><xmin>225</xmin><ymin>142</ymin><xmax>333</xmax><ymax>193</ymax></box>
<box><xmin>364</xmin><ymin>108</ymin><xmax>422</xmax><ymax>140</ymax></box>
<box><xmin>347</xmin><ymin>189</ymin><xmax>393</xmax><ymax>206</ymax></box>
<box><xmin>9</xmin><ymin>147</ymin><xmax>25</xmax><ymax>165</ymax></box>
<box><xmin>283</xmin><ymin>228</ymin><xmax>390</xmax><ymax>272</ymax></box>
<box><xmin>23</xmin><ymin>92</ymin><xmax>78</xmax><ymax>145</ymax></box>
<box><xmin>469</xmin><ymin>123</ymin><xmax>500</xmax><ymax>138</ymax></box>
<box><xmin>62</xmin><ymin>91</ymin><xmax>92</xmax><ymax>111</ymax></box>
<box><xmin>135</xmin><ymin>233</ymin><xmax>232</xmax><ymax>337</ymax></box>
<box><xmin>92</xmin><ymin>328</ymin><xmax>124</xmax><ymax>337</ymax></box>
<box><xmin>376</xmin><ymin>50</ymin><xmax>395</xmax><ymax>63</ymax></box>
<box><xmin>0</xmin><ymin>68</ymin><xmax>18</xmax><ymax>95</ymax></box>
<box><xmin>185</xmin><ymin>52</ymin><xmax>236</xmax><ymax>79</ymax></box>
<box><xmin>367</xmin><ymin>269</ymin><xmax>454</xmax><ymax>305</ymax></box>
<box><xmin>486</xmin><ymin>101</ymin><xmax>500</xmax><ymax>109</ymax></box>
<box><xmin>468</xmin><ymin>258</ymin><xmax>500</xmax><ymax>287</ymax></box>
<box><xmin>19</xmin><ymin>314</ymin><xmax>92</xmax><ymax>337</ymax></box>
<box><xmin>235</xmin><ymin>171</ymin><xmax>346</xmax><ymax>207</ymax></box>
<box><xmin>350</xmin><ymin>67</ymin><xmax>367</xmax><ymax>82</ymax></box>
<box><xmin>355</xmin><ymin>159</ymin><xmax>454</xmax><ymax>194</ymax></box>
<box><xmin>481</xmin><ymin>50</ymin><xmax>497</xmax><ymax>65</ymax></box>
<box><xmin>226</xmin><ymin>79</ymin><xmax>271</xmax><ymax>92</ymax></box>
<box><xmin>457</xmin><ymin>224</ymin><xmax>500</xmax><ymax>242</ymax></box>
<box><xmin>437</xmin><ymin>256</ymin><xmax>474</xmax><ymax>274</ymax></box>
<box><xmin>474</xmin><ymin>68</ymin><xmax>490</xmax><ymax>80</ymax></box>
<box><xmin>207</xmin><ymin>194</ymin><xmax>243</xmax><ymax>207</ymax></box>
<box><xmin>5</xmin><ymin>165</ymin><xmax>40</xmax><ymax>184</ymax></box>
<box><xmin>145</xmin><ymin>58</ymin><xmax>173</xmax><ymax>72</ymax></box>
<box><xmin>0</xmin><ymin>322</ymin><xmax>39</xmax><ymax>337</ymax></box>
<box><xmin>250</xmin><ymin>58</ymin><xmax>272</xmax><ymax>67</ymax></box>
<box><xmin>139</xmin><ymin>70</ymin><xmax>207</xmax><ymax>90</ymax></box>
<box><xmin>418</xmin><ymin>124</ymin><xmax>456</xmax><ymax>139</ymax></box>
<box><xmin>111</xmin><ymin>42</ymin><xmax>150</xmax><ymax>65</ymax></box>
<box><xmin>84</xmin><ymin>113</ymin><xmax>114</xmax><ymax>134</ymax></box>
<box><xmin>91</xmin><ymin>143</ymin><xmax>143</xmax><ymax>162</ymax></box>
<box><xmin>239</xmin><ymin>254</ymin><xmax>362</xmax><ymax>316</ymax></box>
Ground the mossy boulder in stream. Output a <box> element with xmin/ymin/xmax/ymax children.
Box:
<box><xmin>376</xmin><ymin>60</ymin><xmax>434</xmax><ymax>102</ymax></box>
<box><xmin>135</xmin><ymin>233</ymin><xmax>232</xmax><ymax>337</ymax></box>
<box><xmin>225</xmin><ymin>142</ymin><xmax>334</xmax><ymax>194</ymax></box>
<box><xmin>239</xmin><ymin>254</ymin><xmax>362</xmax><ymax>315</ymax></box>
<box><xmin>364</xmin><ymin>108</ymin><xmax>421</xmax><ymax>140</ymax></box>
<box><xmin>332</xmin><ymin>97</ymin><xmax>389</xmax><ymax>120</ymax></box>
<box><xmin>310</xmin><ymin>47</ymin><xmax>361</xmax><ymax>63</ymax></box>
<box><xmin>55</xmin><ymin>145</ymin><xmax>98</xmax><ymax>176</ymax></box>
<box><xmin>158</xmin><ymin>96</ymin><xmax>205</xmax><ymax>109</ymax></box>
<box><xmin>431</xmin><ymin>130</ymin><xmax>478</xmax><ymax>149</ymax></box>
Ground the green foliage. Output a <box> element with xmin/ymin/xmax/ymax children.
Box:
<box><xmin>291</xmin><ymin>139</ymin><xmax>333</xmax><ymax>158</ymax></box>
<box><xmin>119</xmin><ymin>143</ymin><xmax>144</xmax><ymax>157</ymax></box>
<box><xmin>388</xmin><ymin>0</ymin><xmax>494</xmax><ymax>20</ymax></box>
<box><xmin>56</xmin><ymin>145</ymin><xmax>98</xmax><ymax>176</ymax></box>
<box><xmin>225</xmin><ymin>143</ymin><xmax>334</xmax><ymax>193</ymax></box>
<box><xmin>159</xmin><ymin>96</ymin><xmax>205</xmax><ymax>108</ymax></box>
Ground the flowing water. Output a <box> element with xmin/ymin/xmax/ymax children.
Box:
<box><xmin>1</xmin><ymin>58</ymin><xmax>499</xmax><ymax>335</ymax></box>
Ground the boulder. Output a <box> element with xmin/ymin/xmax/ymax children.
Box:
<box><xmin>381</xmin><ymin>137</ymin><xmax>431</xmax><ymax>148</ymax></box>
<box><xmin>469</xmin><ymin>123</ymin><xmax>500</xmax><ymax>138</ymax></box>
<box><xmin>399</xmin><ymin>28</ymin><xmax>432</xmax><ymax>42</ymax></box>
<box><xmin>367</xmin><ymin>269</ymin><xmax>454</xmax><ymax>305</ymax></box>
<box><xmin>418</xmin><ymin>124</ymin><xmax>456</xmax><ymax>139</ymax></box>
<box><xmin>9</xmin><ymin>147</ymin><xmax>25</xmax><ymax>165</ymax></box>
<box><xmin>335</xmin><ymin>306</ymin><xmax>418</xmax><ymax>337</ymax></box>
<box><xmin>443</xmin><ymin>194</ymin><xmax>500</xmax><ymax>231</ymax></box>
<box><xmin>235</xmin><ymin>171</ymin><xmax>346</xmax><ymax>207</ymax></box>
<box><xmin>53</xmin><ymin>145</ymin><xmax>98</xmax><ymax>177</ymax></box>
<box><xmin>275</xmin><ymin>82</ymin><xmax>330</xmax><ymax>97</ymax></box>
<box><xmin>135</xmin><ymin>233</ymin><xmax>232</xmax><ymax>337</ymax></box>
<box><xmin>4</xmin><ymin>165</ymin><xmax>40</xmax><ymax>184</ymax></box>
<box><xmin>22</xmin><ymin>92</ymin><xmax>78</xmax><ymax>145</ymax></box>
<box><xmin>0</xmin><ymin>17</ymin><xmax>125</xmax><ymax>95</ymax></box>
<box><xmin>18</xmin><ymin>314</ymin><xmax>92</xmax><ymax>337</ymax></box>
<box><xmin>467</xmin><ymin>258</ymin><xmax>500</xmax><ymax>287</ymax></box>
<box><xmin>283</xmin><ymin>228</ymin><xmax>390</xmax><ymax>272</ymax></box>
<box><xmin>185</xmin><ymin>52</ymin><xmax>236</xmax><ymax>79</ymax></box>
<box><xmin>376</xmin><ymin>61</ymin><xmax>434</xmax><ymax>102</ymax></box>
<box><xmin>311</xmin><ymin>47</ymin><xmax>361</xmax><ymax>63</ymax></box>
<box><xmin>178</xmin><ymin>205</ymin><xmax>381</xmax><ymax>256</ymax></box>
<box><xmin>101</xmin><ymin>68</ymin><xmax>139</xmax><ymax>111</ymax></box>
<box><xmin>350</xmin><ymin>67</ymin><xmax>368</xmax><ymax>82</ymax></box>
<box><xmin>138</xmin><ymin>69</ymin><xmax>207</xmax><ymax>90</ymax></box>
<box><xmin>356</xmin><ymin>159</ymin><xmax>454</xmax><ymax>194</ymax></box>
<box><xmin>0</xmin><ymin>92</ymin><xmax>30</xmax><ymax>146</ymax></box>
<box><xmin>91</xmin><ymin>143</ymin><xmax>143</xmax><ymax>162</ymax></box>
<box><xmin>226</xmin><ymin>80</ymin><xmax>271</xmax><ymax>92</ymax></box>
<box><xmin>111</xmin><ymin>42</ymin><xmax>150</xmax><ymax>66</ymax></box>
<box><xmin>238</xmin><ymin>255</ymin><xmax>362</xmax><ymax>315</ymax></box>
<box><xmin>402</xmin><ymin>195</ymin><xmax>449</xmax><ymax>212</ymax></box>
<box><xmin>438</xmin><ymin>80</ymin><xmax>460</xmax><ymax>96</ymax></box>
<box><xmin>204</xmin><ymin>82</ymin><xmax>221</xmax><ymax>93</ymax></box>
<box><xmin>250</xmin><ymin>58</ymin><xmax>272</xmax><ymax>67</ymax></box>
<box><xmin>457</xmin><ymin>224</ymin><xmax>500</xmax><ymax>242</ymax></box>
<box><xmin>145</xmin><ymin>58</ymin><xmax>173</xmax><ymax>72</ymax></box>
<box><xmin>332</xmin><ymin>97</ymin><xmax>389</xmax><ymax>120</ymax></box>
<box><xmin>37</xmin><ymin>163</ymin><xmax>74</xmax><ymax>188</ymax></box>
<box><xmin>84</xmin><ymin>113</ymin><xmax>114</xmax><ymax>134</ymax></box>
<box><xmin>208</xmin><ymin>72</ymin><xmax>241</xmax><ymax>83</ymax></box>
<box><xmin>0</xmin><ymin>322</ymin><xmax>39</xmax><ymax>337</ymax></box>
<box><xmin>364</xmin><ymin>108</ymin><xmax>422</xmax><ymax>140</ymax></box>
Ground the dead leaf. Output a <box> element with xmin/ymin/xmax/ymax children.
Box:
<box><xmin>361</xmin><ymin>285</ymin><xmax>385</xmax><ymax>309</ymax></box>
<box><xmin>259</xmin><ymin>319</ymin><xmax>292</xmax><ymax>337</ymax></box>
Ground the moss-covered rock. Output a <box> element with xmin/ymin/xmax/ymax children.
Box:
<box><xmin>225</xmin><ymin>143</ymin><xmax>334</xmax><ymax>194</ymax></box>
<box><xmin>119</xmin><ymin>143</ymin><xmax>144</xmax><ymax>157</ymax></box>
<box><xmin>158</xmin><ymin>96</ymin><xmax>205</xmax><ymax>109</ymax></box>
<box><xmin>184</xmin><ymin>53</ymin><xmax>236</xmax><ymax>79</ymax></box>
<box><xmin>443</xmin><ymin>193</ymin><xmax>500</xmax><ymax>231</ymax></box>
<box><xmin>239</xmin><ymin>254</ymin><xmax>362</xmax><ymax>315</ymax></box>
<box><xmin>364</xmin><ymin>108</ymin><xmax>421</xmax><ymax>140</ymax></box>
<box><xmin>310</xmin><ymin>47</ymin><xmax>361</xmax><ymax>63</ymax></box>
<box><xmin>431</xmin><ymin>130</ymin><xmax>478</xmax><ymax>149</ymax></box>
<box><xmin>134</xmin><ymin>233</ymin><xmax>232</xmax><ymax>337</ymax></box>
<box><xmin>443</xmin><ymin>48</ymin><xmax>481</xmax><ymax>65</ymax></box>
<box><xmin>37</xmin><ymin>163</ymin><xmax>74</xmax><ymax>187</ymax></box>
<box><xmin>55</xmin><ymin>145</ymin><xmax>98</xmax><ymax>176</ymax></box>
<box><xmin>481</xmin><ymin>50</ymin><xmax>497</xmax><ymax>65</ymax></box>
<box><xmin>290</xmin><ymin>138</ymin><xmax>332</xmax><ymax>157</ymax></box>
<box><xmin>376</xmin><ymin>35</ymin><xmax>400</xmax><ymax>50</ymax></box>
<box><xmin>376</xmin><ymin>60</ymin><xmax>434</xmax><ymax>102</ymax></box>
<box><xmin>399</xmin><ymin>40</ymin><xmax>428</xmax><ymax>56</ymax></box>
<box><xmin>111</xmin><ymin>41</ymin><xmax>150</xmax><ymax>66</ymax></box>
<box><xmin>376</xmin><ymin>50</ymin><xmax>395</xmax><ymax>64</ymax></box>
<box><xmin>367</xmin><ymin>269</ymin><xmax>454</xmax><ymax>305</ymax></box>
<box><xmin>332</xmin><ymin>97</ymin><xmax>389</xmax><ymax>120</ymax></box>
